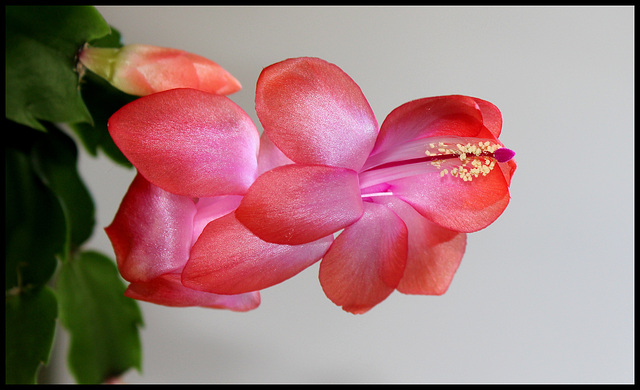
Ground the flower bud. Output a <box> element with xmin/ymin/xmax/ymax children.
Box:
<box><xmin>78</xmin><ymin>44</ymin><xmax>241</xmax><ymax>96</ymax></box>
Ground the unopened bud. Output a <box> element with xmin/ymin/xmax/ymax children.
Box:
<box><xmin>78</xmin><ymin>44</ymin><xmax>241</xmax><ymax>96</ymax></box>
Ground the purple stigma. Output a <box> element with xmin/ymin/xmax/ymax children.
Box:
<box><xmin>494</xmin><ymin>148</ymin><xmax>515</xmax><ymax>163</ymax></box>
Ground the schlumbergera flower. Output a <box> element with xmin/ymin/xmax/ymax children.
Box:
<box><xmin>179</xmin><ymin>57</ymin><xmax>517</xmax><ymax>314</ymax></box>
<box><xmin>107</xmin><ymin>57</ymin><xmax>516</xmax><ymax>314</ymax></box>
<box><xmin>106</xmin><ymin>88</ymin><xmax>333</xmax><ymax>310</ymax></box>
<box><xmin>78</xmin><ymin>44</ymin><xmax>241</xmax><ymax>96</ymax></box>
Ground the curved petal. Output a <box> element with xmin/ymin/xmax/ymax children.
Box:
<box><xmin>182</xmin><ymin>213</ymin><xmax>333</xmax><ymax>294</ymax></box>
<box><xmin>501</xmin><ymin>159</ymin><xmax>518</xmax><ymax>187</ymax></box>
<box><xmin>235</xmin><ymin>164</ymin><xmax>364</xmax><ymax>245</ymax></box>
<box><xmin>319</xmin><ymin>201</ymin><xmax>408</xmax><ymax>314</ymax></box>
<box><xmin>105</xmin><ymin>174</ymin><xmax>196</xmax><ymax>283</ymax></box>
<box><xmin>256</xmin><ymin>57</ymin><xmax>378</xmax><ymax>171</ymax></box>
<box><xmin>376</xmin><ymin>197</ymin><xmax>466</xmax><ymax>295</ymax></box>
<box><xmin>256</xmin><ymin>131</ymin><xmax>294</xmax><ymax>176</ymax></box>
<box><xmin>371</xmin><ymin>95</ymin><xmax>488</xmax><ymax>157</ymax></box>
<box><xmin>109</xmin><ymin>88</ymin><xmax>259</xmax><ymax>197</ymax></box>
<box><xmin>125</xmin><ymin>273</ymin><xmax>260</xmax><ymax>311</ymax></box>
<box><xmin>389</xmin><ymin>161</ymin><xmax>512</xmax><ymax>233</ymax></box>
<box><xmin>471</xmin><ymin>97</ymin><xmax>502</xmax><ymax>138</ymax></box>
<box><xmin>192</xmin><ymin>195</ymin><xmax>243</xmax><ymax>242</ymax></box>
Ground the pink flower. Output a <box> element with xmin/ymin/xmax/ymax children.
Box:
<box><xmin>106</xmin><ymin>174</ymin><xmax>260</xmax><ymax>311</ymax></box>
<box><xmin>78</xmin><ymin>44</ymin><xmax>241</xmax><ymax>96</ymax></box>
<box><xmin>182</xmin><ymin>57</ymin><xmax>517</xmax><ymax>314</ymax></box>
<box><xmin>106</xmin><ymin>88</ymin><xmax>332</xmax><ymax>310</ymax></box>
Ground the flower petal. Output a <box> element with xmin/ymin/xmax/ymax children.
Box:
<box><xmin>471</xmin><ymin>97</ymin><xmax>502</xmax><ymax>138</ymax></box>
<box><xmin>105</xmin><ymin>174</ymin><xmax>196</xmax><ymax>282</ymax></box>
<box><xmin>389</xmin><ymin>161</ymin><xmax>512</xmax><ymax>233</ymax></box>
<box><xmin>108</xmin><ymin>88</ymin><xmax>259</xmax><ymax>197</ymax></box>
<box><xmin>256</xmin><ymin>131</ymin><xmax>294</xmax><ymax>176</ymax></box>
<box><xmin>192</xmin><ymin>195</ymin><xmax>243</xmax><ymax>242</ymax></box>
<box><xmin>256</xmin><ymin>57</ymin><xmax>378</xmax><ymax>170</ymax></box>
<box><xmin>371</xmin><ymin>95</ymin><xmax>488</xmax><ymax>157</ymax></box>
<box><xmin>125</xmin><ymin>273</ymin><xmax>260</xmax><ymax>311</ymax></box>
<box><xmin>182</xmin><ymin>213</ymin><xmax>333</xmax><ymax>294</ymax></box>
<box><xmin>319</xmin><ymin>201</ymin><xmax>408</xmax><ymax>314</ymax></box>
<box><xmin>377</xmin><ymin>197</ymin><xmax>466</xmax><ymax>295</ymax></box>
<box><xmin>235</xmin><ymin>164</ymin><xmax>364</xmax><ymax>245</ymax></box>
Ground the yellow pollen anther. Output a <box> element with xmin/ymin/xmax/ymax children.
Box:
<box><xmin>425</xmin><ymin>138</ymin><xmax>504</xmax><ymax>182</ymax></box>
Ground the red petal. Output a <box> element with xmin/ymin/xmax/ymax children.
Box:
<box><xmin>319</xmin><ymin>201</ymin><xmax>408</xmax><ymax>314</ymax></box>
<box><xmin>389</xmin><ymin>163</ymin><xmax>512</xmax><ymax>233</ymax></box>
<box><xmin>235</xmin><ymin>164</ymin><xmax>364</xmax><ymax>245</ymax></box>
<box><xmin>471</xmin><ymin>97</ymin><xmax>503</xmax><ymax>138</ymax></box>
<box><xmin>377</xmin><ymin>197</ymin><xmax>466</xmax><ymax>295</ymax></box>
<box><xmin>105</xmin><ymin>174</ymin><xmax>196</xmax><ymax>282</ymax></box>
<box><xmin>501</xmin><ymin>159</ymin><xmax>518</xmax><ymax>187</ymax></box>
<box><xmin>256</xmin><ymin>57</ymin><xmax>378</xmax><ymax>171</ymax></box>
<box><xmin>182</xmin><ymin>213</ymin><xmax>333</xmax><ymax>294</ymax></box>
<box><xmin>192</xmin><ymin>195</ymin><xmax>243</xmax><ymax>241</ymax></box>
<box><xmin>372</xmin><ymin>95</ymin><xmax>486</xmax><ymax>156</ymax></box>
<box><xmin>109</xmin><ymin>88</ymin><xmax>259</xmax><ymax>197</ymax></box>
<box><xmin>125</xmin><ymin>273</ymin><xmax>260</xmax><ymax>311</ymax></box>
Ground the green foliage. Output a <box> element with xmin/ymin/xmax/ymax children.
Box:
<box><xmin>31</xmin><ymin>125</ymin><xmax>96</xmax><ymax>251</ymax></box>
<box><xmin>5</xmin><ymin>6</ymin><xmax>142</xmax><ymax>384</ymax></box>
<box><xmin>5</xmin><ymin>132</ymin><xmax>66</xmax><ymax>290</ymax></box>
<box><xmin>5</xmin><ymin>287</ymin><xmax>58</xmax><ymax>384</ymax></box>
<box><xmin>5</xmin><ymin>127</ymin><xmax>64</xmax><ymax>384</ymax></box>
<box><xmin>56</xmin><ymin>251</ymin><xmax>143</xmax><ymax>384</ymax></box>
<box><xmin>70</xmin><ymin>72</ymin><xmax>135</xmax><ymax>168</ymax></box>
<box><xmin>70</xmin><ymin>24</ymin><xmax>135</xmax><ymax>168</ymax></box>
<box><xmin>5</xmin><ymin>6</ymin><xmax>111</xmax><ymax>131</ymax></box>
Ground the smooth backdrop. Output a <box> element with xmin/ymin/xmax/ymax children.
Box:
<box><xmin>46</xmin><ymin>6</ymin><xmax>634</xmax><ymax>383</ymax></box>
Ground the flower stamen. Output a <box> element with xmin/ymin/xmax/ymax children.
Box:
<box><xmin>425</xmin><ymin>140</ymin><xmax>515</xmax><ymax>182</ymax></box>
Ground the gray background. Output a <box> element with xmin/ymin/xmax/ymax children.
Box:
<box><xmin>47</xmin><ymin>6</ymin><xmax>633</xmax><ymax>383</ymax></box>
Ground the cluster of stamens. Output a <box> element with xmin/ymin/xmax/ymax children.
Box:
<box><xmin>425</xmin><ymin>141</ymin><xmax>501</xmax><ymax>182</ymax></box>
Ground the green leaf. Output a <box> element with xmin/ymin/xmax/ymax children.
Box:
<box><xmin>70</xmin><ymin>71</ymin><xmax>135</xmax><ymax>168</ymax></box>
<box><xmin>56</xmin><ymin>251</ymin><xmax>143</xmax><ymax>384</ymax></box>
<box><xmin>5</xmin><ymin>286</ymin><xmax>58</xmax><ymax>384</ymax></box>
<box><xmin>68</xmin><ymin>25</ymin><xmax>134</xmax><ymax>167</ymax></box>
<box><xmin>5</xmin><ymin>6</ymin><xmax>111</xmax><ymax>131</ymax></box>
<box><xmin>5</xmin><ymin>127</ymin><xmax>66</xmax><ymax>290</ymax></box>
<box><xmin>89</xmin><ymin>24</ymin><xmax>123</xmax><ymax>49</ymax></box>
<box><xmin>31</xmin><ymin>125</ymin><xmax>96</xmax><ymax>250</ymax></box>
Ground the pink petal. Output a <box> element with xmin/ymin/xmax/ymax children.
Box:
<box><xmin>125</xmin><ymin>273</ymin><xmax>260</xmax><ymax>311</ymax></box>
<box><xmin>319</xmin><ymin>201</ymin><xmax>408</xmax><ymax>314</ymax></box>
<box><xmin>105</xmin><ymin>174</ymin><xmax>196</xmax><ymax>283</ymax></box>
<box><xmin>389</xmin><ymin>162</ymin><xmax>512</xmax><ymax>233</ymax></box>
<box><xmin>235</xmin><ymin>164</ymin><xmax>364</xmax><ymax>245</ymax></box>
<box><xmin>256</xmin><ymin>131</ymin><xmax>294</xmax><ymax>176</ymax></box>
<box><xmin>371</xmin><ymin>95</ymin><xmax>488</xmax><ymax>156</ymax></box>
<box><xmin>108</xmin><ymin>88</ymin><xmax>259</xmax><ymax>197</ymax></box>
<box><xmin>376</xmin><ymin>197</ymin><xmax>467</xmax><ymax>295</ymax></box>
<box><xmin>255</xmin><ymin>57</ymin><xmax>378</xmax><ymax>171</ymax></box>
<box><xmin>182</xmin><ymin>213</ymin><xmax>333</xmax><ymax>294</ymax></box>
<box><xmin>192</xmin><ymin>195</ymin><xmax>243</xmax><ymax>241</ymax></box>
